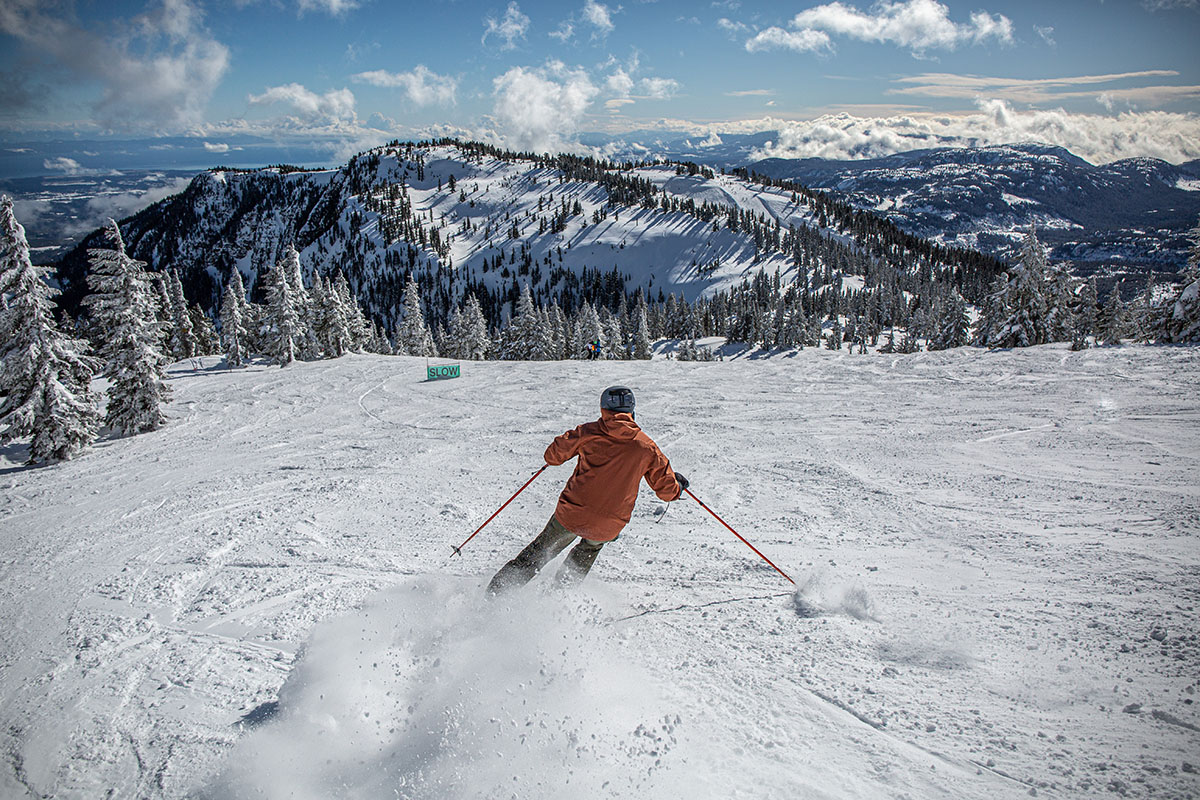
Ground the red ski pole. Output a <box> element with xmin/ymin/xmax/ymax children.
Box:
<box><xmin>684</xmin><ymin>487</ymin><xmax>795</xmax><ymax>585</ymax></box>
<box><xmin>451</xmin><ymin>465</ymin><xmax>548</xmax><ymax>557</ymax></box>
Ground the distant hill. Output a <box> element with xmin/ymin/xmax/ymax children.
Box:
<box><xmin>52</xmin><ymin>139</ymin><xmax>1002</xmax><ymax>334</ymax></box>
<box><xmin>744</xmin><ymin>143</ymin><xmax>1200</xmax><ymax>280</ymax></box>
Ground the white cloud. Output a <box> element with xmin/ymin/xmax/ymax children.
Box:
<box><xmin>248</xmin><ymin>84</ymin><xmax>357</xmax><ymax>124</ymax></box>
<box><xmin>639</xmin><ymin>77</ymin><xmax>680</xmax><ymax>100</ymax></box>
<box><xmin>717</xmin><ymin>17</ymin><xmax>749</xmax><ymax>34</ymax></box>
<box><xmin>1141</xmin><ymin>0</ymin><xmax>1198</xmax><ymax>9</ymax></box>
<box><xmin>889</xmin><ymin>70</ymin><xmax>1200</xmax><ymax>107</ymax></box>
<box><xmin>582</xmin><ymin>0</ymin><xmax>615</xmax><ymax>36</ymax></box>
<box><xmin>1034</xmin><ymin>25</ymin><xmax>1056</xmax><ymax>46</ymax></box>
<box><xmin>483</xmin><ymin>2</ymin><xmax>530</xmax><ymax>49</ymax></box>
<box><xmin>490</xmin><ymin>63</ymin><xmax>600</xmax><ymax>153</ymax></box>
<box><xmin>203</xmin><ymin>141</ymin><xmax>230</xmax><ymax>153</ymax></box>
<box><xmin>606</xmin><ymin>69</ymin><xmax>635</xmax><ymax>96</ymax></box>
<box><xmin>43</xmin><ymin>157</ymin><xmax>84</xmax><ymax>175</ymax></box>
<box><xmin>297</xmin><ymin>0</ymin><xmax>358</xmax><ymax>14</ymax></box>
<box><xmin>746</xmin><ymin>27</ymin><xmax>833</xmax><ymax>53</ymax></box>
<box><xmin>0</xmin><ymin>0</ymin><xmax>230</xmax><ymax>131</ymax></box>
<box><xmin>749</xmin><ymin>0</ymin><xmax>1013</xmax><ymax>57</ymax></box>
<box><xmin>749</xmin><ymin>102</ymin><xmax>1200</xmax><ymax>165</ymax></box>
<box><xmin>550</xmin><ymin>21</ymin><xmax>575</xmax><ymax>42</ymax></box>
<box><xmin>353</xmin><ymin>66</ymin><xmax>458</xmax><ymax>106</ymax></box>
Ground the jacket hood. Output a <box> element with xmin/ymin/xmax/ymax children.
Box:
<box><xmin>598</xmin><ymin>409</ymin><xmax>639</xmax><ymax>439</ymax></box>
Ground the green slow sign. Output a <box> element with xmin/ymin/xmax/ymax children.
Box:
<box><xmin>427</xmin><ymin>363</ymin><xmax>461</xmax><ymax>381</ymax></box>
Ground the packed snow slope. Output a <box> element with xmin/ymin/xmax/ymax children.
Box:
<box><xmin>1</xmin><ymin>345</ymin><xmax>1198</xmax><ymax>799</ymax></box>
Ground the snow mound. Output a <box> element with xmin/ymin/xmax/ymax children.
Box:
<box><xmin>208</xmin><ymin>576</ymin><xmax>688</xmax><ymax>799</ymax></box>
<box><xmin>791</xmin><ymin>570</ymin><xmax>878</xmax><ymax>622</ymax></box>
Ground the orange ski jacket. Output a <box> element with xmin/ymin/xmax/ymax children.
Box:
<box><xmin>545</xmin><ymin>409</ymin><xmax>681</xmax><ymax>542</ymax></box>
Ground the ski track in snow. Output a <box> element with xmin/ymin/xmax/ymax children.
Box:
<box><xmin>0</xmin><ymin>346</ymin><xmax>1198</xmax><ymax>798</ymax></box>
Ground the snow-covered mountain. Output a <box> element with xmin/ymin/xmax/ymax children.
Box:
<box><xmin>747</xmin><ymin>144</ymin><xmax>1200</xmax><ymax>277</ymax></box>
<box><xmin>52</xmin><ymin>140</ymin><xmax>1003</xmax><ymax>332</ymax></box>
<box><xmin>1</xmin><ymin>345</ymin><xmax>1196</xmax><ymax>798</ymax></box>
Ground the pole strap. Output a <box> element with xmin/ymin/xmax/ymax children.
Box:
<box><xmin>451</xmin><ymin>465</ymin><xmax>548</xmax><ymax>557</ymax></box>
<box><xmin>684</xmin><ymin>487</ymin><xmax>795</xmax><ymax>585</ymax></box>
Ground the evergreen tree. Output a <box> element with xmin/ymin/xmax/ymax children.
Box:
<box><xmin>396</xmin><ymin>274</ymin><xmax>435</xmax><ymax>356</ymax></box>
<box><xmin>632</xmin><ymin>296</ymin><xmax>652</xmax><ymax>359</ymax></box>
<box><xmin>929</xmin><ymin>289</ymin><xmax>970</xmax><ymax>351</ymax></box>
<box><xmin>502</xmin><ymin>283</ymin><xmax>540</xmax><ymax>360</ymax></box>
<box><xmin>1070</xmin><ymin>277</ymin><xmax>1099</xmax><ymax>351</ymax></box>
<box><xmin>85</xmin><ymin>218</ymin><xmax>171</xmax><ymax>436</ymax></box>
<box><xmin>1164</xmin><ymin>217</ymin><xmax>1200</xmax><ymax>343</ymax></box>
<box><xmin>573</xmin><ymin>302</ymin><xmax>603</xmax><ymax>360</ymax></box>
<box><xmin>0</xmin><ymin>196</ymin><xmax>100</xmax><ymax>462</ymax></box>
<box><xmin>446</xmin><ymin>294</ymin><xmax>488</xmax><ymax>360</ymax></box>
<box><xmin>264</xmin><ymin>258</ymin><xmax>300</xmax><ymax>366</ymax></box>
<box><xmin>1097</xmin><ymin>283</ymin><xmax>1128</xmax><ymax>346</ymax></box>
<box><xmin>190</xmin><ymin>305</ymin><xmax>218</xmax><ymax>355</ymax></box>
<box><xmin>165</xmin><ymin>269</ymin><xmax>197</xmax><ymax>360</ymax></box>
<box><xmin>219</xmin><ymin>270</ymin><xmax>248</xmax><ymax>367</ymax></box>
<box><xmin>282</xmin><ymin>244</ymin><xmax>319</xmax><ymax>360</ymax></box>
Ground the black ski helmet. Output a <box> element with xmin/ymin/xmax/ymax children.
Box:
<box><xmin>600</xmin><ymin>385</ymin><xmax>635</xmax><ymax>416</ymax></box>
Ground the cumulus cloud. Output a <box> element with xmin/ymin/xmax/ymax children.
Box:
<box><xmin>353</xmin><ymin>66</ymin><xmax>458</xmax><ymax>105</ymax></box>
<box><xmin>203</xmin><ymin>141</ymin><xmax>230</xmax><ymax>153</ymax></box>
<box><xmin>582</xmin><ymin>0</ymin><xmax>615</xmax><ymax>36</ymax></box>
<box><xmin>483</xmin><ymin>2</ymin><xmax>530</xmax><ymax>49</ymax></box>
<box><xmin>0</xmin><ymin>0</ymin><xmax>230</xmax><ymax>131</ymax></box>
<box><xmin>749</xmin><ymin>101</ymin><xmax>1200</xmax><ymax>165</ymax></box>
<box><xmin>746</xmin><ymin>27</ymin><xmax>832</xmax><ymax>53</ymax></box>
<box><xmin>248</xmin><ymin>84</ymin><xmax>357</xmax><ymax>124</ymax></box>
<box><xmin>748</xmin><ymin>0</ymin><xmax>1013</xmax><ymax>57</ymax></box>
<box><xmin>491</xmin><ymin>63</ymin><xmax>600</xmax><ymax>153</ymax></box>
<box><xmin>639</xmin><ymin>77</ymin><xmax>680</xmax><ymax>99</ymax></box>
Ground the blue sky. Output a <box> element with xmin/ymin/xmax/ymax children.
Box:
<box><xmin>1</xmin><ymin>0</ymin><xmax>1198</xmax><ymax>172</ymax></box>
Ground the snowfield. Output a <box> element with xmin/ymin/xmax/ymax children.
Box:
<box><xmin>1</xmin><ymin>345</ymin><xmax>1198</xmax><ymax>799</ymax></box>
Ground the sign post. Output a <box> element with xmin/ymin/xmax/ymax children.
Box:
<box><xmin>426</xmin><ymin>363</ymin><xmax>461</xmax><ymax>381</ymax></box>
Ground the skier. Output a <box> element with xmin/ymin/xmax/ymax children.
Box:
<box><xmin>487</xmin><ymin>386</ymin><xmax>688</xmax><ymax>594</ymax></box>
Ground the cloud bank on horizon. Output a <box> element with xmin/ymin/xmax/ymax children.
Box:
<box><xmin>0</xmin><ymin>0</ymin><xmax>1198</xmax><ymax>167</ymax></box>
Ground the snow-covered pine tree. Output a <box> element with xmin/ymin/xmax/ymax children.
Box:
<box><xmin>601</xmin><ymin>309</ymin><xmax>625</xmax><ymax>359</ymax></box>
<box><xmin>448</xmin><ymin>293</ymin><xmax>490</xmax><ymax>360</ymax></box>
<box><xmin>1070</xmin><ymin>277</ymin><xmax>1099</xmax><ymax>351</ymax></box>
<box><xmin>976</xmin><ymin>228</ymin><xmax>1051</xmax><ymax>348</ymax></box>
<box><xmin>166</xmin><ymin>269</ymin><xmax>197</xmax><ymax>361</ymax></box>
<box><xmin>573</xmin><ymin>302</ymin><xmax>603</xmax><ymax>360</ymax></box>
<box><xmin>632</xmin><ymin>296</ymin><xmax>652</xmax><ymax>359</ymax></box>
<box><xmin>1164</xmin><ymin>217</ymin><xmax>1200</xmax><ymax>343</ymax></box>
<box><xmin>929</xmin><ymin>289</ymin><xmax>970</xmax><ymax>351</ymax></box>
<box><xmin>396</xmin><ymin>274</ymin><xmax>434</xmax><ymax>357</ymax></box>
<box><xmin>1097</xmin><ymin>283</ymin><xmax>1127</xmax><ymax>346</ymax></box>
<box><xmin>263</xmin><ymin>258</ymin><xmax>301</xmax><ymax>366</ymax></box>
<box><xmin>501</xmin><ymin>283</ymin><xmax>540</xmax><ymax>360</ymax></box>
<box><xmin>189</xmin><ymin>305</ymin><xmax>218</xmax><ymax>355</ymax></box>
<box><xmin>0</xmin><ymin>196</ymin><xmax>100</xmax><ymax>462</ymax></box>
<box><xmin>282</xmin><ymin>244</ymin><xmax>319</xmax><ymax>360</ymax></box>
<box><xmin>84</xmin><ymin>218</ymin><xmax>171</xmax><ymax>436</ymax></box>
<box><xmin>315</xmin><ymin>274</ymin><xmax>353</xmax><ymax>357</ymax></box>
<box><xmin>333</xmin><ymin>271</ymin><xmax>368</xmax><ymax>352</ymax></box>
<box><xmin>219</xmin><ymin>270</ymin><xmax>249</xmax><ymax>367</ymax></box>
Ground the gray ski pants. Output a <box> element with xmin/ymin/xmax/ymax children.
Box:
<box><xmin>487</xmin><ymin>515</ymin><xmax>606</xmax><ymax>595</ymax></box>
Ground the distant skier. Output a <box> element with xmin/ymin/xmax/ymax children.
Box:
<box><xmin>586</xmin><ymin>340</ymin><xmax>600</xmax><ymax>360</ymax></box>
<box><xmin>487</xmin><ymin>386</ymin><xmax>688</xmax><ymax>594</ymax></box>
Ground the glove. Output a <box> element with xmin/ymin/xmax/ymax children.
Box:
<box><xmin>675</xmin><ymin>472</ymin><xmax>689</xmax><ymax>492</ymax></box>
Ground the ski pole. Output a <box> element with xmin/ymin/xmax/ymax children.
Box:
<box><xmin>684</xmin><ymin>488</ymin><xmax>795</xmax><ymax>585</ymax></box>
<box><xmin>451</xmin><ymin>465</ymin><xmax>548</xmax><ymax>557</ymax></box>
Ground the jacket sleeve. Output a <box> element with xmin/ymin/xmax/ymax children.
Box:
<box><xmin>644</xmin><ymin>446</ymin><xmax>682</xmax><ymax>501</ymax></box>
<box><xmin>544</xmin><ymin>425</ymin><xmax>585</xmax><ymax>466</ymax></box>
